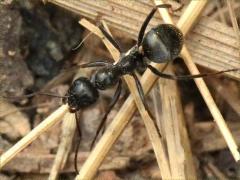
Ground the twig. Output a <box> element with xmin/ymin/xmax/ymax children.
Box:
<box><xmin>76</xmin><ymin>19</ymin><xmax>171</xmax><ymax>179</ymax></box>
<box><xmin>0</xmin><ymin>104</ymin><xmax>68</xmax><ymax>169</ymax></box>
<box><xmin>154</xmin><ymin>0</ymin><xmax>240</xmax><ymax>161</ymax></box>
<box><xmin>157</xmin><ymin>67</ymin><xmax>197</xmax><ymax>179</ymax></box>
<box><xmin>49</xmin><ymin>113</ymin><xmax>76</xmax><ymax>180</ymax></box>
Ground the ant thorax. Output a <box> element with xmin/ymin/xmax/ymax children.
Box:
<box><xmin>116</xmin><ymin>47</ymin><xmax>145</xmax><ymax>75</ymax></box>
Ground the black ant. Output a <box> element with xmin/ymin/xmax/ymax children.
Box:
<box><xmin>3</xmin><ymin>4</ymin><xmax>239</xmax><ymax>174</ymax></box>
<box><xmin>62</xmin><ymin>4</ymin><xmax>239</xmax><ymax>173</ymax></box>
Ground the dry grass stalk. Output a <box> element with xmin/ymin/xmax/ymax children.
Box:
<box><xmin>0</xmin><ymin>104</ymin><xmax>68</xmax><ymax>169</ymax></box>
<box><xmin>157</xmin><ymin>67</ymin><xmax>197</xmax><ymax>179</ymax></box>
<box><xmin>46</xmin><ymin>0</ymin><xmax>240</xmax><ymax>80</ymax></box>
<box><xmin>49</xmin><ymin>113</ymin><xmax>76</xmax><ymax>180</ymax></box>
<box><xmin>76</xmin><ymin>19</ymin><xmax>171</xmax><ymax>179</ymax></box>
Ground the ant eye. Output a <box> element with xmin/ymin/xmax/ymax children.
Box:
<box><xmin>142</xmin><ymin>24</ymin><xmax>183</xmax><ymax>63</ymax></box>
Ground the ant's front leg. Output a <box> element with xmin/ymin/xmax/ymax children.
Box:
<box><xmin>99</xmin><ymin>24</ymin><xmax>123</xmax><ymax>53</ymax></box>
<box><xmin>137</xmin><ymin>4</ymin><xmax>172</xmax><ymax>47</ymax></box>
<box><xmin>74</xmin><ymin>112</ymin><xmax>82</xmax><ymax>174</ymax></box>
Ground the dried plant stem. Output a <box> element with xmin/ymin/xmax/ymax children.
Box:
<box><xmin>0</xmin><ymin>105</ymin><xmax>68</xmax><ymax>169</ymax></box>
<box><xmin>157</xmin><ymin>67</ymin><xmax>197</xmax><ymax>179</ymax></box>
<box><xmin>49</xmin><ymin>113</ymin><xmax>76</xmax><ymax>180</ymax></box>
<box><xmin>154</xmin><ymin>0</ymin><xmax>240</xmax><ymax>161</ymax></box>
<box><xmin>76</xmin><ymin>19</ymin><xmax>171</xmax><ymax>179</ymax></box>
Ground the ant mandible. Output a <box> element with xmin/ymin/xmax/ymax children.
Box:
<box><xmin>62</xmin><ymin>4</ymin><xmax>239</xmax><ymax>173</ymax></box>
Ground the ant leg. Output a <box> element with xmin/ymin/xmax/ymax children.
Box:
<box><xmin>3</xmin><ymin>92</ymin><xmax>68</xmax><ymax>103</ymax></box>
<box><xmin>77</xmin><ymin>61</ymin><xmax>111</xmax><ymax>68</ymax></box>
<box><xmin>61</xmin><ymin>60</ymin><xmax>112</xmax><ymax>73</ymax></box>
<box><xmin>72</xmin><ymin>31</ymin><xmax>93</xmax><ymax>50</ymax></box>
<box><xmin>99</xmin><ymin>24</ymin><xmax>123</xmax><ymax>53</ymax></box>
<box><xmin>131</xmin><ymin>73</ymin><xmax>146</xmax><ymax>106</ymax></box>
<box><xmin>160</xmin><ymin>57</ymin><xmax>182</xmax><ymax>73</ymax></box>
<box><xmin>148</xmin><ymin>64</ymin><xmax>239</xmax><ymax>80</ymax></box>
<box><xmin>131</xmin><ymin>73</ymin><xmax>161</xmax><ymax>135</ymax></box>
<box><xmin>74</xmin><ymin>112</ymin><xmax>82</xmax><ymax>174</ymax></box>
<box><xmin>73</xmin><ymin>22</ymin><xmax>122</xmax><ymax>52</ymax></box>
<box><xmin>90</xmin><ymin>80</ymin><xmax>122</xmax><ymax>149</ymax></box>
<box><xmin>137</xmin><ymin>4</ymin><xmax>172</xmax><ymax>47</ymax></box>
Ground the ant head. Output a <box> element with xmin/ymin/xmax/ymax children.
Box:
<box><xmin>142</xmin><ymin>24</ymin><xmax>183</xmax><ymax>63</ymax></box>
<box><xmin>65</xmin><ymin>77</ymin><xmax>99</xmax><ymax>112</ymax></box>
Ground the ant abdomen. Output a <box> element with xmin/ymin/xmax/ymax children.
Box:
<box><xmin>142</xmin><ymin>24</ymin><xmax>183</xmax><ymax>63</ymax></box>
<box><xmin>64</xmin><ymin>77</ymin><xmax>99</xmax><ymax>113</ymax></box>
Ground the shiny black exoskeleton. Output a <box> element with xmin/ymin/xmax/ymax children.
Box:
<box><xmin>64</xmin><ymin>5</ymin><xmax>184</xmax><ymax>113</ymax></box>
<box><xmin>63</xmin><ymin>77</ymin><xmax>99</xmax><ymax>113</ymax></box>
<box><xmin>67</xmin><ymin>4</ymin><xmax>183</xmax><ymax>174</ymax></box>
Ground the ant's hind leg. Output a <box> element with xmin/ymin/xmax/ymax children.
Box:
<box><xmin>131</xmin><ymin>73</ymin><xmax>146</xmax><ymax>107</ymax></box>
<box><xmin>137</xmin><ymin>4</ymin><xmax>172</xmax><ymax>47</ymax></box>
<box><xmin>148</xmin><ymin>64</ymin><xmax>240</xmax><ymax>80</ymax></box>
<box><xmin>74</xmin><ymin>112</ymin><xmax>82</xmax><ymax>174</ymax></box>
<box><xmin>131</xmin><ymin>73</ymin><xmax>158</xmax><ymax>130</ymax></box>
<box><xmin>90</xmin><ymin>80</ymin><xmax>122</xmax><ymax>150</ymax></box>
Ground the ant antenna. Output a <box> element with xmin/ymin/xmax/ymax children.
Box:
<box><xmin>72</xmin><ymin>31</ymin><xmax>93</xmax><ymax>51</ymax></box>
<box><xmin>2</xmin><ymin>92</ymin><xmax>68</xmax><ymax>101</ymax></box>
